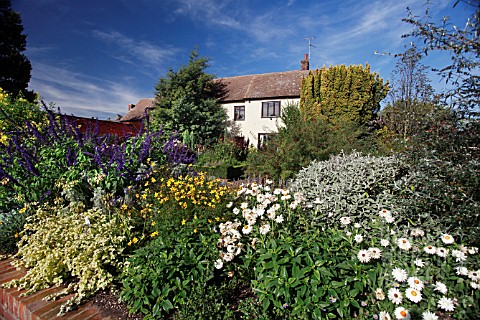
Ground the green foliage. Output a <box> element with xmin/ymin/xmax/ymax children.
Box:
<box><xmin>0</xmin><ymin>0</ymin><xmax>34</xmax><ymax>101</ymax></box>
<box><xmin>400</xmin><ymin>117</ymin><xmax>480</xmax><ymax>246</ymax></box>
<box><xmin>246</xmin><ymin>103</ymin><xmax>375</xmax><ymax>180</ymax></box>
<box><xmin>151</xmin><ymin>49</ymin><xmax>228</xmax><ymax>147</ymax></box>
<box><xmin>0</xmin><ymin>207</ymin><xmax>27</xmax><ymax>254</ymax></box>
<box><xmin>120</xmin><ymin>217</ymin><xmax>238</xmax><ymax>319</ymax></box>
<box><xmin>300</xmin><ymin>63</ymin><xmax>389</xmax><ymax>126</ymax></box>
<box><xmin>0</xmin><ymin>88</ymin><xmax>44</xmax><ymax>133</ymax></box>
<box><xmin>5</xmin><ymin>198</ymin><xmax>132</xmax><ymax>315</ymax></box>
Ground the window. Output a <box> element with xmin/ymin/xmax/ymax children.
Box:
<box><xmin>234</xmin><ymin>106</ymin><xmax>245</xmax><ymax>121</ymax></box>
<box><xmin>262</xmin><ymin>101</ymin><xmax>281</xmax><ymax>118</ymax></box>
<box><xmin>258</xmin><ymin>133</ymin><xmax>274</xmax><ymax>149</ymax></box>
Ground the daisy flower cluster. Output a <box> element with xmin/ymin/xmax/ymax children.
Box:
<box><xmin>214</xmin><ymin>180</ymin><xmax>305</xmax><ymax>270</ymax></box>
<box><xmin>340</xmin><ymin>209</ymin><xmax>480</xmax><ymax>319</ymax></box>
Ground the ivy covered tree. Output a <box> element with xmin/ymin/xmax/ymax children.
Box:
<box><xmin>299</xmin><ymin>63</ymin><xmax>389</xmax><ymax>126</ymax></box>
<box><xmin>0</xmin><ymin>0</ymin><xmax>34</xmax><ymax>101</ymax></box>
<box><xmin>151</xmin><ymin>50</ymin><xmax>227</xmax><ymax>147</ymax></box>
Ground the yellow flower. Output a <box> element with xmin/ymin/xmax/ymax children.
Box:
<box><xmin>144</xmin><ymin>181</ymin><xmax>149</xmax><ymax>187</ymax></box>
<box><xmin>150</xmin><ymin>231</ymin><xmax>159</xmax><ymax>237</ymax></box>
<box><xmin>193</xmin><ymin>228</ymin><xmax>197</xmax><ymax>233</ymax></box>
<box><xmin>19</xmin><ymin>207</ymin><xmax>27</xmax><ymax>213</ymax></box>
<box><xmin>132</xmin><ymin>237</ymin><xmax>138</xmax><ymax>244</ymax></box>
<box><xmin>182</xmin><ymin>219</ymin><xmax>187</xmax><ymax>225</ymax></box>
<box><xmin>14</xmin><ymin>233</ymin><xmax>18</xmax><ymax>238</ymax></box>
<box><xmin>151</xmin><ymin>221</ymin><xmax>156</xmax><ymax>226</ymax></box>
<box><xmin>194</xmin><ymin>215</ymin><xmax>197</xmax><ymax>220</ymax></box>
<box><xmin>151</xmin><ymin>177</ymin><xmax>156</xmax><ymax>183</ymax></box>
<box><xmin>121</xmin><ymin>204</ymin><xmax>128</xmax><ymax>210</ymax></box>
<box><xmin>141</xmin><ymin>193</ymin><xmax>147</xmax><ymax>199</ymax></box>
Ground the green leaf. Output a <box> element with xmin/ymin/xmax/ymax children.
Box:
<box><xmin>160</xmin><ymin>299</ymin><xmax>174</xmax><ymax>311</ymax></box>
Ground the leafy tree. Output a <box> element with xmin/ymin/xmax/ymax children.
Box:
<box><xmin>402</xmin><ymin>1</ymin><xmax>479</xmax><ymax>114</ymax></box>
<box><xmin>151</xmin><ymin>50</ymin><xmax>227</xmax><ymax>147</ymax></box>
<box><xmin>0</xmin><ymin>0</ymin><xmax>34</xmax><ymax>101</ymax></box>
<box><xmin>378</xmin><ymin>47</ymin><xmax>447</xmax><ymax>150</ymax></box>
<box><xmin>300</xmin><ymin>63</ymin><xmax>389</xmax><ymax>126</ymax></box>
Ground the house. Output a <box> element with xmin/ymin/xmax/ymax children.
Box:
<box><xmin>119</xmin><ymin>55</ymin><xmax>311</xmax><ymax>147</ymax></box>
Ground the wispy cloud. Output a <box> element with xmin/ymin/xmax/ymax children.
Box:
<box><xmin>92</xmin><ymin>30</ymin><xmax>179</xmax><ymax>70</ymax></box>
<box><xmin>29</xmin><ymin>62</ymin><xmax>147</xmax><ymax>119</ymax></box>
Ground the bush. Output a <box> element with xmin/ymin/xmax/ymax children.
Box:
<box><xmin>290</xmin><ymin>151</ymin><xmax>410</xmax><ymax>227</ymax></box>
<box><xmin>4</xmin><ymin>197</ymin><xmax>133</xmax><ymax>314</ymax></box>
<box><xmin>0</xmin><ymin>207</ymin><xmax>28</xmax><ymax>255</ymax></box>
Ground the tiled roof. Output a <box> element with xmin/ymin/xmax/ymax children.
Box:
<box><xmin>119</xmin><ymin>70</ymin><xmax>309</xmax><ymax>121</ymax></box>
<box><xmin>119</xmin><ymin>98</ymin><xmax>156</xmax><ymax>122</ymax></box>
<box><xmin>215</xmin><ymin>70</ymin><xmax>309</xmax><ymax>102</ymax></box>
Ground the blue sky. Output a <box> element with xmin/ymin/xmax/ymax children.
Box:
<box><xmin>11</xmin><ymin>0</ymin><xmax>474</xmax><ymax>119</ymax></box>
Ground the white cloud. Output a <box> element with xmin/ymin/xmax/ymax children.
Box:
<box><xmin>29</xmin><ymin>62</ymin><xmax>147</xmax><ymax>119</ymax></box>
<box><xmin>92</xmin><ymin>30</ymin><xmax>179</xmax><ymax>69</ymax></box>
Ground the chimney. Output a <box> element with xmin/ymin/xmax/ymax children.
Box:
<box><xmin>128</xmin><ymin>104</ymin><xmax>135</xmax><ymax>111</ymax></box>
<box><xmin>301</xmin><ymin>54</ymin><xmax>309</xmax><ymax>70</ymax></box>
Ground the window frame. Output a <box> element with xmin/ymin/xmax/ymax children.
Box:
<box><xmin>261</xmin><ymin>101</ymin><xmax>281</xmax><ymax>118</ymax></box>
<box><xmin>234</xmin><ymin>105</ymin><xmax>245</xmax><ymax>121</ymax></box>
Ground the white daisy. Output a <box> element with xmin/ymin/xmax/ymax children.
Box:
<box><xmin>433</xmin><ymin>281</ymin><xmax>448</xmax><ymax>294</ymax></box>
<box><xmin>397</xmin><ymin>238</ymin><xmax>412</xmax><ymax>251</ymax></box>
<box><xmin>340</xmin><ymin>217</ymin><xmax>351</xmax><ymax>225</ymax></box>
<box><xmin>379</xmin><ymin>311</ymin><xmax>391</xmax><ymax>320</ymax></box>
<box><xmin>354</xmin><ymin>223</ymin><xmax>361</xmax><ymax>228</ymax></box>
<box><xmin>375</xmin><ymin>288</ymin><xmax>385</xmax><ymax>300</ymax></box>
<box><xmin>394</xmin><ymin>306</ymin><xmax>410</xmax><ymax>319</ymax></box>
<box><xmin>369</xmin><ymin>247</ymin><xmax>382</xmax><ymax>259</ymax></box>
<box><xmin>468</xmin><ymin>270</ymin><xmax>480</xmax><ymax>282</ymax></box>
<box><xmin>379</xmin><ymin>209</ymin><xmax>391</xmax><ymax>217</ymax></box>
<box><xmin>259</xmin><ymin>224</ymin><xmax>271</xmax><ymax>235</ymax></box>
<box><xmin>471</xmin><ymin>281</ymin><xmax>479</xmax><ymax>289</ymax></box>
<box><xmin>436</xmin><ymin>247</ymin><xmax>448</xmax><ymax>258</ymax></box>
<box><xmin>380</xmin><ymin>239</ymin><xmax>390</xmax><ymax>247</ymax></box>
<box><xmin>468</xmin><ymin>247</ymin><xmax>479</xmax><ymax>254</ymax></box>
<box><xmin>392</xmin><ymin>268</ymin><xmax>408</xmax><ymax>282</ymax></box>
<box><xmin>240</xmin><ymin>202</ymin><xmax>249</xmax><ymax>209</ymax></box>
<box><xmin>414</xmin><ymin>259</ymin><xmax>425</xmax><ymax>267</ymax></box>
<box><xmin>354</xmin><ymin>234</ymin><xmax>364</xmax><ymax>243</ymax></box>
<box><xmin>226</xmin><ymin>202</ymin><xmax>233</xmax><ymax>208</ymax></box>
<box><xmin>289</xmin><ymin>201</ymin><xmax>299</xmax><ymax>209</ymax></box>
<box><xmin>385</xmin><ymin>215</ymin><xmax>395</xmax><ymax>223</ymax></box>
<box><xmin>422</xmin><ymin>311</ymin><xmax>438</xmax><ymax>320</ymax></box>
<box><xmin>227</xmin><ymin>244</ymin><xmax>236</xmax><ymax>253</ymax></box>
<box><xmin>214</xmin><ymin>259</ymin><xmax>223</xmax><ymax>269</ymax></box>
<box><xmin>232</xmin><ymin>207</ymin><xmax>240</xmax><ymax>215</ymax></box>
<box><xmin>424</xmin><ymin>245</ymin><xmax>436</xmax><ymax>254</ymax></box>
<box><xmin>357</xmin><ymin>250</ymin><xmax>371</xmax><ymax>263</ymax></box>
<box><xmin>456</xmin><ymin>266</ymin><xmax>469</xmax><ymax>276</ymax></box>
<box><xmin>242</xmin><ymin>225</ymin><xmax>252</xmax><ymax>235</ymax></box>
<box><xmin>451</xmin><ymin>250</ymin><xmax>467</xmax><ymax>262</ymax></box>
<box><xmin>441</xmin><ymin>234</ymin><xmax>455</xmax><ymax>244</ymax></box>
<box><xmin>405</xmin><ymin>287</ymin><xmax>422</xmax><ymax>303</ymax></box>
<box><xmin>437</xmin><ymin>297</ymin><xmax>455</xmax><ymax>312</ymax></box>
<box><xmin>223</xmin><ymin>252</ymin><xmax>235</xmax><ymax>262</ymax></box>
<box><xmin>275</xmin><ymin>214</ymin><xmax>284</xmax><ymax>223</ymax></box>
<box><xmin>410</xmin><ymin>228</ymin><xmax>425</xmax><ymax>237</ymax></box>
<box><xmin>407</xmin><ymin>277</ymin><xmax>424</xmax><ymax>291</ymax></box>
<box><xmin>387</xmin><ymin>287</ymin><xmax>403</xmax><ymax>304</ymax></box>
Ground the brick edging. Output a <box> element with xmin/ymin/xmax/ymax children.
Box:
<box><xmin>0</xmin><ymin>258</ymin><xmax>111</xmax><ymax>320</ymax></box>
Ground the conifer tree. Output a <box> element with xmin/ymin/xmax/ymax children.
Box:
<box><xmin>151</xmin><ymin>50</ymin><xmax>227</xmax><ymax>147</ymax></box>
<box><xmin>0</xmin><ymin>0</ymin><xmax>34</xmax><ymax>101</ymax></box>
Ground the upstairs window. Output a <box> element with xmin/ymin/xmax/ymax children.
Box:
<box><xmin>262</xmin><ymin>101</ymin><xmax>281</xmax><ymax>118</ymax></box>
<box><xmin>234</xmin><ymin>106</ymin><xmax>245</xmax><ymax>121</ymax></box>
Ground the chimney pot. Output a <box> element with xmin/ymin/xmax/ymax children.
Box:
<box><xmin>301</xmin><ymin>54</ymin><xmax>310</xmax><ymax>71</ymax></box>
